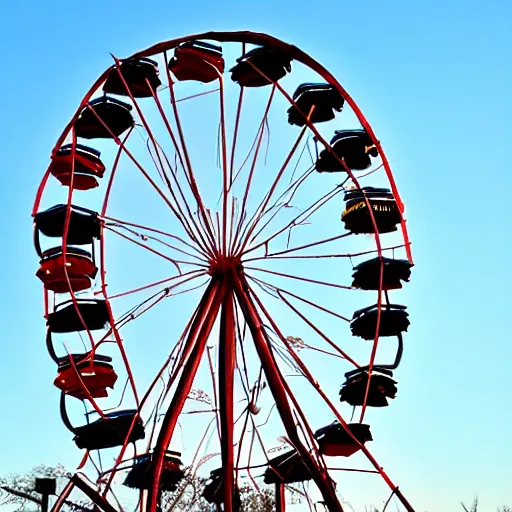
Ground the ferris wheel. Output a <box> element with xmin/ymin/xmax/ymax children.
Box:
<box><xmin>33</xmin><ymin>31</ymin><xmax>415</xmax><ymax>512</ymax></box>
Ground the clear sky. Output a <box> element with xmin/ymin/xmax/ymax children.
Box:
<box><xmin>0</xmin><ymin>1</ymin><xmax>511</xmax><ymax>511</ymax></box>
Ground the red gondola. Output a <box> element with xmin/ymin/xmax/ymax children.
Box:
<box><xmin>315</xmin><ymin>422</ymin><xmax>372</xmax><ymax>457</ymax></box>
<box><xmin>36</xmin><ymin>247</ymin><xmax>97</xmax><ymax>293</ymax></box>
<box><xmin>54</xmin><ymin>357</ymin><xmax>118</xmax><ymax>399</ymax></box>
<box><xmin>168</xmin><ymin>41</ymin><xmax>224</xmax><ymax>83</ymax></box>
<box><xmin>49</xmin><ymin>144</ymin><xmax>105</xmax><ymax>191</ymax></box>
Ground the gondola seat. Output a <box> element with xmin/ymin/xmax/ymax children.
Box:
<box><xmin>103</xmin><ymin>58</ymin><xmax>161</xmax><ymax>97</ymax></box>
<box><xmin>202</xmin><ymin>468</ymin><xmax>241</xmax><ymax>508</ymax></box>
<box><xmin>54</xmin><ymin>358</ymin><xmax>117</xmax><ymax>400</ymax></box>
<box><xmin>230</xmin><ymin>46</ymin><xmax>292</xmax><ymax>87</ymax></box>
<box><xmin>351</xmin><ymin>257</ymin><xmax>413</xmax><ymax>290</ymax></box>
<box><xmin>263</xmin><ymin>450</ymin><xmax>312</xmax><ymax>484</ymax></box>
<box><xmin>168</xmin><ymin>41</ymin><xmax>224</xmax><ymax>83</ymax></box>
<box><xmin>49</xmin><ymin>144</ymin><xmax>105</xmax><ymax>191</ymax></box>
<box><xmin>350</xmin><ymin>304</ymin><xmax>409</xmax><ymax>340</ymax></box>
<box><xmin>315</xmin><ymin>422</ymin><xmax>372</xmax><ymax>457</ymax></box>
<box><xmin>124</xmin><ymin>451</ymin><xmax>184</xmax><ymax>491</ymax></box>
<box><xmin>342</xmin><ymin>187</ymin><xmax>401</xmax><ymax>234</ymax></box>
<box><xmin>47</xmin><ymin>299</ymin><xmax>110</xmax><ymax>333</ymax></box>
<box><xmin>34</xmin><ymin>204</ymin><xmax>100</xmax><ymax>246</ymax></box>
<box><xmin>288</xmin><ymin>83</ymin><xmax>344</xmax><ymax>126</ymax></box>
<box><xmin>36</xmin><ymin>246</ymin><xmax>97</xmax><ymax>293</ymax></box>
<box><xmin>316</xmin><ymin>130</ymin><xmax>378</xmax><ymax>172</ymax></box>
<box><xmin>73</xmin><ymin>409</ymin><xmax>145</xmax><ymax>450</ymax></box>
<box><xmin>339</xmin><ymin>368</ymin><xmax>397</xmax><ymax>407</ymax></box>
<box><xmin>75</xmin><ymin>96</ymin><xmax>134</xmax><ymax>139</ymax></box>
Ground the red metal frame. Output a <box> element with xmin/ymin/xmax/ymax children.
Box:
<box><xmin>35</xmin><ymin>30</ymin><xmax>416</xmax><ymax>512</ymax></box>
<box><xmin>218</xmin><ymin>287</ymin><xmax>236</xmax><ymax>510</ymax></box>
<box><xmin>233</xmin><ymin>273</ymin><xmax>344</xmax><ymax>512</ymax></box>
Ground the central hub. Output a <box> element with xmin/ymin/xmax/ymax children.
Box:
<box><xmin>208</xmin><ymin>256</ymin><xmax>243</xmax><ymax>277</ymax></box>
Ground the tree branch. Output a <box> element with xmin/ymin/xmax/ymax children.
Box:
<box><xmin>0</xmin><ymin>484</ymin><xmax>93</xmax><ymax>512</ymax></box>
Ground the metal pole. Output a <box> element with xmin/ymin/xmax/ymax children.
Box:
<box><xmin>275</xmin><ymin>483</ymin><xmax>285</xmax><ymax>512</ymax></box>
<box><xmin>41</xmin><ymin>493</ymin><xmax>49</xmax><ymax>512</ymax></box>
<box><xmin>147</xmin><ymin>279</ymin><xmax>226</xmax><ymax>512</ymax></box>
<box><xmin>218</xmin><ymin>286</ymin><xmax>236</xmax><ymax>512</ymax></box>
<box><xmin>35</xmin><ymin>478</ymin><xmax>56</xmax><ymax>512</ymax></box>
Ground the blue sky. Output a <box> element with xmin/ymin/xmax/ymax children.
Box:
<box><xmin>0</xmin><ymin>1</ymin><xmax>511</xmax><ymax>511</ymax></box>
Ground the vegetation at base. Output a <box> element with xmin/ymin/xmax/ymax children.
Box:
<box><xmin>1</xmin><ymin>465</ymin><xmax>510</xmax><ymax>511</ymax></box>
<box><xmin>0</xmin><ymin>465</ymin><xmax>274</xmax><ymax>511</ymax></box>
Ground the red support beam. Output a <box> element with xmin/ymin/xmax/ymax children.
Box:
<box><xmin>233</xmin><ymin>274</ymin><xmax>344</xmax><ymax>512</ymax></box>
<box><xmin>275</xmin><ymin>483</ymin><xmax>286</xmax><ymax>512</ymax></box>
<box><xmin>49</xmin><ymin>479</ymin><xmax>75</xmax><ymax>512</ymax></box>
<box><xmin>71</xmin><ymin>475</ymin><xmax>119</xmax><ymax>512</ymax></box>
<box><xmin>218</xmin><ymin>286</ymin><xmax>236</xmax><ymax>511</ymax></box>
<box><xmin>147</xmin><ymin>278</ymin><xmax>226</xmax><ymax>512</ymax></box>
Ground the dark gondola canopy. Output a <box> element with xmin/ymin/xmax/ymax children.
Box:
<box><xmin>263</xmin><ymin>450</ymin><xmax>312</xmax><ymax>484</ymax></box>
<box><xmin>315</xmin><ymin>422</ymin><xmax>372</xmax><ymax>457</ymax></box>
<box><xmin>103</xmin><ymin>58</ymin><xmax>161</xmax><ymax>98</ymax></box>
<box><xmin>288</xmin><ymin>83</ymin><xmax>344</xmax><ymax>126</ymax></box>
<box><xmin>47</xmin><ymin>299</ymin><xmax>110</xmax><ymax>333</ymax></box>
<box><xmin>352</xmin><ymin>257</ymin><xmax>413</xmax><ymax>290</ymax></box>
<box><xmin>230</xmin><ymin>46</ymin><xmax>292</xmax><ymax>87</ymax></box>
<box><xmin>316</xmin><ymin>129</ymin><xmax>378</xmax><ymax>173</ymax></box>
<box><xmin>34</xmin><ymin>204</ymin><xmax>100</xmax><ymax>246</ymax></box>
<box><xmin>54</xmin><ymin>351</ymin><xmax>111</xmax><ymax>367</ymax></box>
<box><xmin>342</xmin><ymin>187</ymin><xmax>401</xmax><ymax>234</ymax></box>
<box><xmin>350</xmin><ymin>304</ymin><xmax>410</xmax><ymax>340</ymax></box>
<box><xmin>202</xmin><ymin>468</ymin><xmax>241</xmax><ymax>508</ymax></box>
<box><xmin>124</xmin><ymin>451</ymin><xmax>184</xmax><ymax>491</ymax></box>
<box><xmin>340</xmin><ymin>368</ymin><xmax>397</xmax><ymax>407</ymax></box>
<box><xmin>74</xmin><ymin>96</ymin><xmax>134</xmax><ymax>139</ymax></box>
<box><xmin>73</xmin><ymin>409</ymin><xmax>145</xmax><ymax>450</ymax></box>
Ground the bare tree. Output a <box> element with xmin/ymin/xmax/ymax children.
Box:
<box><xmin>1</xmin><ymin>465</ymin><xmax>275</xmax><ymax>512</ymax></box>
<box><xmin>0</xmin><ymin>464</ymin><xmax>91</xmax><ymax>512</ymax></box>
<box><xmin>161</xmin><ymin>474</ymin><xmax>275</xmax><ymax>511</ymax></box>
